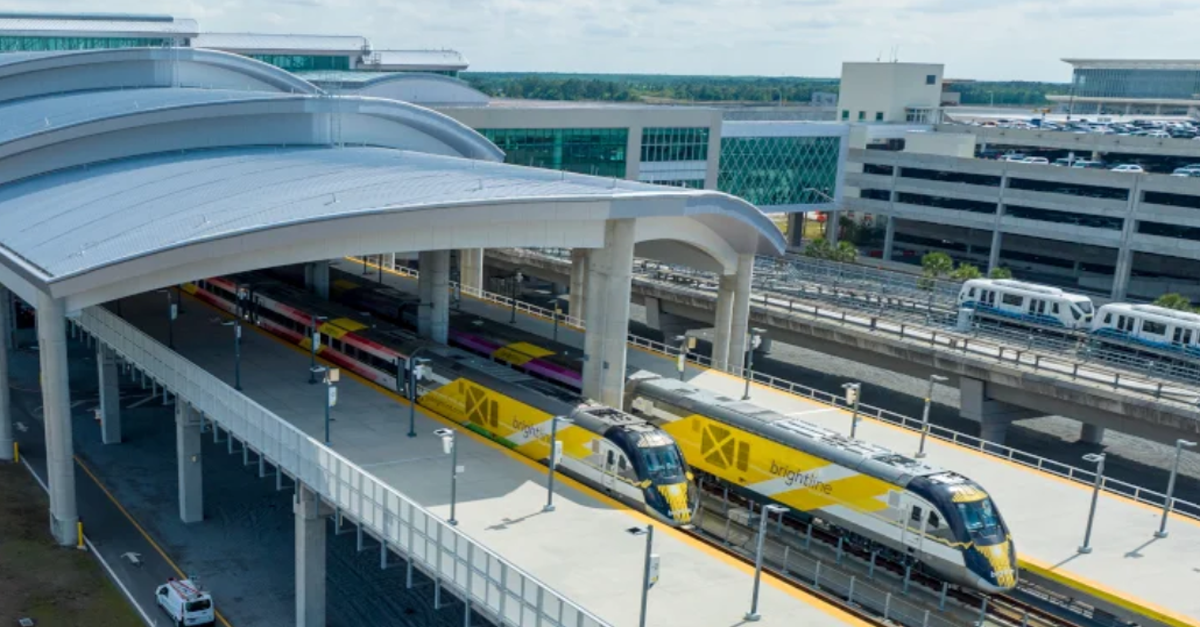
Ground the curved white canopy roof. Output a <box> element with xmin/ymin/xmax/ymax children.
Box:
<box><xmin>0</xmin><ymin>48</ymin><xmax>784</xmax><ymax>312</ymax></box>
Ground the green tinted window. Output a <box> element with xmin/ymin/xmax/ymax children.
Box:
<box><xmin>0</xmin><ymin>36</ymin><xmax>172</xmax><ymax>52</ymax></box>
<box><xmin>248</xmin><ymin>54</ymin><xmax>350</xmax><ymax>71</ymax></box>
<box><xmin>718</xmin><ymin>135</ymin><xmax>841</xmax><ymax>206</ymax></box>
<box><xmin>480</xmin><ymin>128</ymin><xmax>628</xmax><ymax>178</ymax></box>
<box><xmin>641</xmin><ymin>127</ymin><xmax>710</xmax><ymax>162</ymax></box>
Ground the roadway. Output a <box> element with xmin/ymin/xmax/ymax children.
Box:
<box><xmin>108</xmin><ymin>289</ymin><xmax>871</xmax><ymax>627</ymax></box>
<box><xmin>376</xmin><ymin>263</ymin><xmax>1200</xmax><ymax>627</ymax></box>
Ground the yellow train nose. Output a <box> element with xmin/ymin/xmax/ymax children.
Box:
<box><xmin>657</xmin><ymin>483</ymin><xmax>693</xmax><ymax>524</ymax></box>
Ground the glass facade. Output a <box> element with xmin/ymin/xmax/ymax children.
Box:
<box><xmin>717</xmin><ymin>135</ymin><xmax>841</xmax><ymax>206</ymax></box>
<box><xmin>640</xmin><ymin>127</ymin><xmax>709</xmax><ymax>162</ymax></box>
<box><xmin>0</xmin><ymin>35</ymin><xmax>173</xmax><ymax>52</ymax></box>
<box><xmin>248</xmin><ymin>54</ymin><xmax>351</xmax><ymax>71</ymax></box>
<box><xmin>480</xmin><ymin>128</ymin><xmax>628</xmax><ymax>178</ymax></box>
<box><xmin>1074</xmin><ymin>68</ymin><xmax>1200</xmax><ymax>100</ymax></box>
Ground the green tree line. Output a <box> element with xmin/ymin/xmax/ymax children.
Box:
<box><xmin>460</xmin><ymin>72</ymin><xmax>1068</xmax><ymax>106</ymax></box>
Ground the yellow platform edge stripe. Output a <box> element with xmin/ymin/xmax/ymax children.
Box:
<box><xmin>1019</xmin><ymin>556</ymin><xmax>1199</xmax><ymax>627</ymax></box>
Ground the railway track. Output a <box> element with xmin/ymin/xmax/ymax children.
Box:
<box><xmin>689</xmin><ymin>479</ymin><xmax>1097</xmax><ymax>627</ymax></box>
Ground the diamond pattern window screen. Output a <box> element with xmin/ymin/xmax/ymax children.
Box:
<box><xmin>479</xmin><ymin>128</ymin><xmax>628</xmax><ymax>178</ymax></box>
<box><xmin>718</xmin><ymin>135</ymin><xmax>841</xmax><ymax>206</ymax></box>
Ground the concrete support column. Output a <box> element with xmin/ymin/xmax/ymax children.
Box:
<box><xmin>726</xmin><ymin>254</ymin><xmax>755</xmax><ymax>373</ymax></box>
<box><xmin>459</xmin><ymin>248</ymin><xmax>484</xmax><ymax>293</ymax></box>
<box><xmin>568</xmin><ymin>248</ymin><xmax>588</xmax><ymax>323</ymax></box>
<box><xmin>175</xmin><ymin>400</ymin><xmax>203</xmax><ymax>523</ymax></box>
<box><xmin>294</xmin><ymin>483</ymin><xmax>329</xmax><ymax>627</ymax></box>
<box><xmin>306</xmin><ymin>261</ymin><xmax>330</xmax><ymax>300</ymax></box>
<box><xmin>98</xmin><ymin>344</ymin><xmax>121</xmax><ymax>445</ymax></box>
<box><xmin>0</xmin><ymin>286</ymin><xmax>11</xmax><ymax>462</ymax></box>
<box><xmin>987</xmin><ymin>230</ymin><xmax>1003</xmax><ymax>274</ymax></box>
<box><xmin>417</xmin><ymin>250</ymin><xmax>450</xmax><ymax>344</ymax></box>
<box><xmin>1111</xmin><ymin>246</ymin><xmax>1133</xmax><ymax>301</ymax></box>
<box><xmin>1080</xmin><ymin>423</ymin><xmax>1106</xmax><ymax>445</ymax></box>
<box><xmin>959</xmin><ymin>377</ymin><xmax>1040</xmax><ymax>447</ymax></box>
<box><xmin>582</xmin><ymin>219</ymin><xmax>636</xmax><ymax>407</ymax></box>
<box><xmin>712</xmin><ymin>274</ymin><xmax>736</xmax><ymax>370</ymax></box>
<box><xmin>826</xmin><ymin>208</ymin><xmax>841</xmax><ymax>246</ymax></box>
<box><xmin>786</xmin><ymin>212</ymin><xmax>805</xmax><ymax>249</ymax></box>
<box><xmin>36</xmin><ymin>292</ymin><xmax>78</xmax><ymax>545</ymax></box>
<box><xmin>882</xmin><ymin>216</ymin><xmax>896</xmax><ymax>262</ymax></box>
<box><xmin>381</xmin><ymin>252</ymin><xmax>396</xmax><ymax>270</ymax></box>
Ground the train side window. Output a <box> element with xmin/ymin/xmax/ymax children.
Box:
<box><xmin>928</xmin><ymin>512</ymin><xmax>941</xmax><ymax>529</ymax></box>
<box><xmin>1001</xmin><ymin>293</ymin><xmax>1023</xmax><ymax>307</ymax></box>
<box><xmin>1104</xmin><ymin>313</ymin><xmax>1112</xmax><ymax>324</ymax></box>
<box><xmin>618</xmin><ymin>456</ymin><xmax>637</xmax><ymax>481</ymax></box>
<box><xmin>910</xmin><ymin>505</ymin><xmax>923</xmax><ymax>523</ymax></box>
<box><xmin>968</xmin><ymin>288</ymin><xmax>976</xmax><ymax>298</ymax></box>
<box><xmin>1142</xmin><ymin>320</ymin><xmax>1167</xmax><ymax>336</ymax></box>
<box><xmin>1052</xmin><ymin>303</ymin><xmax>1060</xmax><ymax>315</ymax></box>
<box><xmin>606</xmin><ymin>450</ymin><xmax>615</xmax><ymax>468</ymax></box>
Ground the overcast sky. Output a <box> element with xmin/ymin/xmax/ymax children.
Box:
<box><xmin>8</xmin><ymin>0</ymin><xmax>1196</xmax><ymax>80</ymax></box>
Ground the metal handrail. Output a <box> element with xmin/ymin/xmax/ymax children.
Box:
<box><xmin>73</xmin><ymin>304</ymin><xmax>610</xmax><ymax>627</ymax></box>
<box><xmin>368</xmin><ymin>257</ymin><xmax>1200</xmax><ymax>522</ymax></box>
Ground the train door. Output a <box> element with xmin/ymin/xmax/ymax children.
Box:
<box><xmin>1173</xmin><ymin>326</ymin><xmax>1194</xmax><ymax>347</ymax></box>
<box><xmin>1117</xmin><ymin>315</ymin><xmax>1135</xmax><ymax>335</ymax></box>
<box><xmin>598</xmin><ymin>441</ymin><xmax>619</xmax><ymax>492</ymax></box>
<box><xmin>1029</xmin><ymin>299</ymin><xmax>1047</xmax><ymax>318</ymax></box>
<box><xmin>899</xmin><ymin>497</ymin><xmax>926</xmax><ymax>554</ymax></box>
<box><xmin>981</xmin><ymin>290</ymin><xmax>996</xmax><ymax>307</ymax></box>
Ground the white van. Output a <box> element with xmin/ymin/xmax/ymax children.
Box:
<box><xmin>156</xmin><ymin>578</ymin><xmax>215</xmax><ymax>626</ymax></box>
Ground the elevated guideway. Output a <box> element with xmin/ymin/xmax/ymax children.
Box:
<box><xmin>375</xmin><ymin>261</ymin><xmax>1200</xmax><ymax>627</ymax></box>
<box><xmin>86</xmin><ymin>290</ymin><xmax>869</xmax><ymax>627</ymax></box>
<box><xmin>481</xmin><ymin>248</ymin><xmax>1200</xmax><ymax>448</ymax></box>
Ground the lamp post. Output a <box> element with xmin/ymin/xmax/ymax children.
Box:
<box><xmin>742</xmin><ymin>328</ymin><xmax>766</xmax><ymax>401</ymax></box>
<box><xmin>675</xmin><ymin>335</ymin><xmax>696</xmax><ymax>381</ymax></box>
<box><xmin>434</xmin><ymin>428</ymin><xmax>460</xmax><ymax>526</ymax></box>
<box><xmin>406</xmin><ymin>352</ymin><xmax>430</xmax><ymax>438</ymax></box>
<box><xmin>1155</xmin><ymin>439</ymin><xmax>1196</xmax><ymax>538</ymax></box>
<box><xmin>746</xmin><ymin>504</ymin><xmax>788</xmax><ymax>622</ymax></box>
<box><xmin>219</xmin><ymin>318</ymin><xmax>242</xmax><ymax>391</ymax></box>
<box><xmin>842</xmin><ymin>382</ymin><xmax>862</xmax><ymax>439</ymax></box>
<box><xmin>1078</xmin><ymin>452</ymin><xmax>1106</xmax><ymax>554</ymax></box>
<box><xmin>544</xmin><ymin>416</ymin><xmax>574</xmax><ymax>512</ymax></box>
<box><xmin>509</xmin><ymin>270</ymin><xmax>524</xmax><ymax>323</ymax></box>
<box><xmin>307</xmin><ymin>315</ymin><xmax>327</xmax><ymax>384</ymax></box>
<box><xmin>626</xmin><ymin>525</ymin><xmax>659</xmax><ymax>627</ymax></box>
<box><xmin>802</xmin><ymin>187</ymin><xmax>837</xmax><ymax>244</ymax></box>
<box><xmin>311</xmin><ymin>366</ymin><xmax>339</xmax><ymax>446</ymax></box>
<box><xmin>158</xmin><ymin>289</ymin><xmax>177</xmax><ymax>349</ymax></box>
<box><xmin>552</xmin><ymin>297</ymin><xmax>563</xmax><ymax>342</ymax></box>
<box><xmin>916</xmin><ymin>374</ymin><xmax>948</xmax><ymax>458</ymax></box>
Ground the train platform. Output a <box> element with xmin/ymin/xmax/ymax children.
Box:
<box><xmin>364</xmin><ymin>260</ymin><xmax>1200</xmax><ymax>627</ymax></box>
<box><xmin>112</xmin><ymin>289</ymin><xmax>869</xmax><ymax>627</ymax></box>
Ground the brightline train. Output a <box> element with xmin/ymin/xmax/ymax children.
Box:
<box><xmin>185</xmin><ymin>275</ymin><xmax>697</xmax><ymax>527</ymax></box>
<box><xmin>304</xmin><ymin>268</ymin><xmax>1018</xmax><ymax>593</ymax></box>
<box><xmin>958</xmin><ymin>279</ymin><xmax>1200</xmax><ymax>360</ymax></box>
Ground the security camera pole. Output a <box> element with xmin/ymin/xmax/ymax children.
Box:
<box><xmin>842</xmin><ymin>382</ymin><xmax>861</xmax><ymax>439</ymax></box>
<box><xmin>310</xmin><ymin>366</ymin><xmax>339</xmax><ymax>445</ymax></box>
<box><xmin>407</xmin><ymin>351</ymin><xmax>429</xmax><ymax>438</ymax></box>
<box><xmin>1078</xmin><ymin>452</ymin><xmax>1106</xmax><ymax>554</ymax></box>
<box><xmin>746</xmin><ymin>504</ymin><xmax>788</xmax><ymax>621</ymax></box>
<box><xmin>1155</xmin><ymin>439</ymin><xmax>1196</xmax><ymax>538</ymax></box>
<box><xmin>742</xmin><ymin>329</ymin><xmax>766</xmax><ymax>400</ymax></box>
<box><xmin>675</xmin><ymin>335</ymin><xmax>696</xmax><ymax>381</ymax></box>
<box><xmin>307</xmin><ymin>315</ymin><xmax>327</xmax><ymax>384</ymax></box>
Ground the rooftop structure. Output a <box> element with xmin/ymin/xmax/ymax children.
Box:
<box><xmin>1050</xmin><ymin>58</ymin><xmax>1200</xmax><ymax>117</ymax></box>
<box><xmin>0</xmin><ymin>11</ymin><xmax>197</xmax><ymax>50</ymax></box>
<box><xmin>837</xmin><ymin>62</ymin><xmax>944</xmax><ymax>124</ymax></box>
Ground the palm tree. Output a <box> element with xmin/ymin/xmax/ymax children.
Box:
<box><xmin>989</xmin><ymin>267</ymin><xmax>1013</xmax><ymax>279</ymax></box>
<box><xmin>1154</xmin><ymin>293</ymin><xmax>1192</xmax><ymax>311</ymax></box>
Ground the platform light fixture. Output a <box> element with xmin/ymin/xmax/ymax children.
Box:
<box><xmin>1155</xmin><ymin>439</ymin><xmax>1196</xmax><ymax>538</ymax></box>
<box><xmin>509</xmin><ymin>270</ymin><xmax>524</xmax><ymax>323</ymax></box>
<box><xmin>745</xmin><ymin>504</ymin><xmax>788</xmax><ymax>621</ymax></box>
<box><xmin>742</xmin><ymin>328</ymin><xmax>767</xmax><ymax>400</ymax></box>
<box><xmin>916</xmin><ymin>374</ymin><xmax>948</xmax><ymax>459</ymax></box>
<box><xmin>842</xmin><ymin>382</ymin><xmax>862</xmax><ymax>439</ymax></box>
<box><xmin>311</xmin><ymin>366</ymin><xmax>339</xmax><ymax>446</ymax></box>
<box><xmin>1078</xmin><ymin>452</ymin><xmax>1106</xmax><ymax>554</ymax></box>
<box><xmin>157</xmin><ymin>289</ymin><xmax>178</xmax><ymax>350</ymax></box>
<box><xmin>674</xmin><ymin>335</ymin><xmax>696</xmax><ymax>381</ymax></box>
<box><xmin>625</xmin><ymin>525</ymin><xmax>659</xmax><ymax>627</ymax></box>
<box><xmin>307</xmin><ymin>315</ymin><xmax>327</xmax><ymax>384</ymax></box>
<box><xmin>215</xmin><ymin>317</ymin><xmax>242</xmax><ymax>391</ymax></box>
<box><xmin>434</xmin><ymin>428</ymin><xmax>461</xmax><ymax>526</ymax></box>
<box><xmin>406</xmin><ymin>352</ymin><xmax>430</xmax><ymax>438</ymax></box>
<box><xmin>543</xmin><ymin>416</ymin><xmax>574</xmax><ymax>512</ymax></box>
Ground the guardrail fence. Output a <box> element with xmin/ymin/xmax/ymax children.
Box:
<box><xmin>73</xmin><ymin>304</ymin><xmax>610</xmax><ymax>627</ymax></box>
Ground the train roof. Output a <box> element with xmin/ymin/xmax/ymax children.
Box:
<box><xmin>967</xmin><ymin>279</ymin><xmax>1090</xmax><ymax>300</ymax></box>
<box><xmin>233</xmin><ymin>271</ymin><xmax>658</xmax><ymax>439</ymax></box>
<box><xmin>630</xmin><ymin>374</ymin><xmax>944</xmax><ymax>487</ymax></box>
<box><xmin>1106</xmin><ymin>303</ymin><xmax>1200</xmax><ymax>323</ymax></box>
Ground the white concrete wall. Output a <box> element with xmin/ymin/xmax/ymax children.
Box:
<box><xmin>838</xmin><ymin>62</ymin><xmax>944</xmax><ymax>123</ymax></box>
<box><xmin>903</xmin><ymin>131</ymin><xmax>975</xmax><ymax>157</ymax></box>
